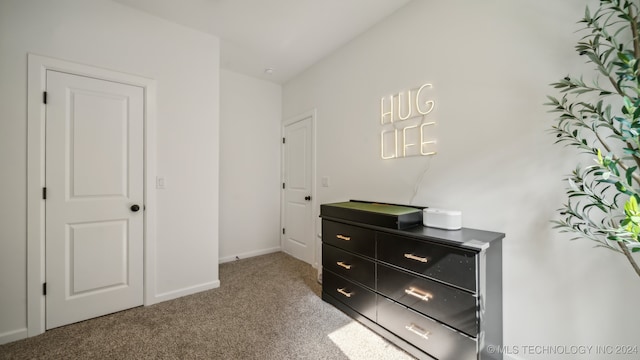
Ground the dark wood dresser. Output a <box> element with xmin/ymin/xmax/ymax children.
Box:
<box><xmin>321</xmin><ymin>207</ymin><xmax>504</xmax><ymax>360</ymax></box>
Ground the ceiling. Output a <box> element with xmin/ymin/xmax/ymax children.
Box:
<box><xmin>112</xmin><ymin>0</ymin><xmax>412</xmax><ymax>83</ymax></box>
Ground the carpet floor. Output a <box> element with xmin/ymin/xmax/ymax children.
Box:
<box><xmin>0</xmin><ymin>252</ymin><xmax>414</xmax><ymax>359</ymax></box>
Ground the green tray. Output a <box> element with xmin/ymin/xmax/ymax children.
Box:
<box><xmin>320</xmin><ymin>200</ymin><xmax>423</xmax><ymax>230</ymax></box>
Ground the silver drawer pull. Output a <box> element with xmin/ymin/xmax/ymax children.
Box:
<box><xmin>337</xmin><ymin>288</ymin><xmax>353</xmax><ymax>298</ymax></box>
<box><xmin>336</xmin><ymin>261</ymin><xmax>352</xmax><ymax>270</ymax></box>
<box><xmin>336</xmin><ymin>234</ymin><xmax>351</xmax><ymax>241</ymax></box>
<box><xmin>405</xmin><ymin>287</ymin><xmax>433</xmax><ymax>302</ymax></box>
<box><xmin>405</xmin><ymin>323</ymin><xmax>430</xmax><ymax>340</ymax></box>
<box><xmin>404</xmin><ymin>253</ymin><xmax>429</xmax><ymax>263</ymax></box>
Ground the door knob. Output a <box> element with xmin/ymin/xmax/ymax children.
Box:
<box><xmin>130</xmin><ymin>204</ymin><xmax>140</xmax><ymax>212</ymax></box>
<box><xmin>304</xmin><ymin>196</ymin><xmax>312</xmax><ymax>201</ymax></box>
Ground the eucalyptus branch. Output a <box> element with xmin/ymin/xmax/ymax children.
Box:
<box><xmin>595</xmin><ymin>131</ymin><xmax>640</xmax><ymax>186</ymax></box>
<box><xmin>548</xmin><ymin>97</ymin><xmax>640</xmax><ymax>187</ymax></box>
<box><xmin>618</xmin><ymin>241</ymin><xmax>640</xmax><ymax>277</ymax></box>
<box><xmin>626</xmin><ymin>140</ymin><xmax>640</xmax><ymax>175</ymax></box>
<box><xmin>548</xmin><ymin>0</ymin><xmax>640</xmax><ymax>280</ymax></box>
<box><xmin>628</xmin><ymin>5</ymin><xmax>640</xmax><ymax>66</ymax></box>
<box><xmin>554</xmin><ymin>216</ymin><xmax>622</xmax><ymax>252</ymax></box>
<box><xmin>608</xmin><ymin>74</ymin><xmax>626</xmax><ymax>96</ymax></box>
<box><xmin>580</xmin><ymin>3</ymin><xmax>637</xmax><ymax>97</ymax></box>
<box><xmin>551</xmin><ymin>76</ymin><xmax>615</xmax><ymax>96</ymax></box>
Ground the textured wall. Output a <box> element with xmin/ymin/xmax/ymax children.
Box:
<box><xmin>219</xmin><ymin>69</ymin><xmax>282</xmax><ymax>262</ymax></box>
<box><xmin>283</xmin><ymin>1</ymin><xmax>640</xmax><ymax>359</ymax></box>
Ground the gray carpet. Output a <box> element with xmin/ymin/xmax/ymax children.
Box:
<box><xmin>0</xmin><ymin>252</ymin><xmax>413</xmax><ymax>359</ymax></box>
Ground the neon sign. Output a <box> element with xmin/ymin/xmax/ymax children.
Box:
<box><xmin>380</xmin><ymin>83</ymin><xmax>437</xmax><ymax>159</ymax></box>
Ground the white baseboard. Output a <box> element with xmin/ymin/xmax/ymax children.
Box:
<box><xmin>151</xmin><ymin>280</ymin><xmax>220</xmax><ymax>305</ymax></box>
<box><xmin>219</xmin><ymin>246</ymin><xmax>281</xmax><ymax>264</ymax></box>
<box><xmin>0</xmin><ymin>328</ymin><xmax>28</xmax><ymax>345</ymax></box>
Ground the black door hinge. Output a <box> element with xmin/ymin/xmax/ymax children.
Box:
<box><xmin>43</xmin><ymin>91</ymin><xmax>47</xmax><ymax>104</ymax></box>
<box><xmin>42</xmin><ymin>187</ymin><xmax>47</xmax><ymax>200</ymax></box>
<box><xmin>282</xmin><ymin>137</ymin><xmax>286</xmax><ymax>144</ymax></box>
<box><xmin>43</xmin><ymin>283</ymin><xmax>47</xmax><ymax>296</ymax></box>
<box><xmin>282</xmin><ymin>183</ymin><xmax>285</xmax><ymax>189</ymax></box>
<box><xmin>282</xmin><ymin>228</ymin><xmax>286</xmax><ymax>235</ymax></box>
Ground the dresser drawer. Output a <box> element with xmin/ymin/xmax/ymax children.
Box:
<box><xmin>377</xmin><ymin>233</ymin><xmax>477</xmax><ymax>292</ymax></box>
<box><xmin>378</xmin><ymin>297</ymin><xmax>477</xmax><ymax>360</ymax></box>
<box><xmin>323</xmin><ymin>270</ymin><xmax>376</xmax><ymax>321</ymax></box>
<box><xmin>323</xmin><ymin>244</ymin><xmax>375</xmax><ymax>289</ymax></box>
<box><xmin>323</xmin><ymin>220</ymin><xmax>375</xmax><ymax>258</ymax></box>
<box><xmin>377</xmin><ymin>263</ymin><xmax>478</xmax><ymax>337</ymax></box>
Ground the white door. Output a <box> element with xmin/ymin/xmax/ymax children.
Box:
<box><xmin>282</xmin><ymin>117</ymin><xmax>314</xmax><ymax>264</ymax></box>
<box><xmin>45</xmin><ymin>70</ymin><xmax>144</xmax><ymax>329</ymax></box>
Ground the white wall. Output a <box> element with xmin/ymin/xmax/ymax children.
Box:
<box><xmin>284</xmin><ymin>1</ymin><xmax>640</xmax><ymax>359</ymax></box>
<box><xmin>0</xmin><ymin>0</ymin><xmax>220</xmax><ymax>343</ymax></box>
<box><xmin>219</xmin><ymin>70</ymin><xmax>282</xmax><ymax>262</ymax></box>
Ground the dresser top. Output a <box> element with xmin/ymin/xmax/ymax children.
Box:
<box><xmin>322</xmin><ymin>216</ymin><xmax>504</xmax><ymax>252</ymax></box>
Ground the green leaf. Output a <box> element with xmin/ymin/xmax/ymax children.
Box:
<box><xmin>625</xmin><ymin>195</ymin><xmax>639</xmax><ymax>215</ymax></box>
<box><xmin>625</xmin><ymin>166</ymin><xmax>637</xmax><ymax>185</ymax></box>
<box><xmin>616</xmin><ymin>181</ymin><xmax>630</xmax><ymax>194</ymax></box>
<box><xmin>597</xmin><ymin>148</ymin><xmax>603</xmax><ymax>164</ymax></box>
<box><xmin>607</xmin><ymin>161</ymin><xmax>620</xmax><ymax>176</ymax></box>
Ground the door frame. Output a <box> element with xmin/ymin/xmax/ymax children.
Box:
<box><xmin>26</xmin><ymin>54</ymin><xmax>158</xmax><ymax>336</ymax></box>
<box><xmin>280</xmin><ymin>109</ymin><xmax>318</xmax><ymax>268</ymax></box>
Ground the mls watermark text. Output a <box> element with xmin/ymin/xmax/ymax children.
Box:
<box><xmin>487</xmin><ymin>344</ymin><xmax>638</xmax><ymax>356</ymax></box>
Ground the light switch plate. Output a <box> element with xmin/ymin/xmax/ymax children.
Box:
<box><xmin>156</xmin><ymin>176</ymin><xmax>166</xmax><ymax>189</ymax></box>
<box><xmin>321</xmin><ymin>176</ymin><xmax>330</xmax><ymax>187</ymax></box>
